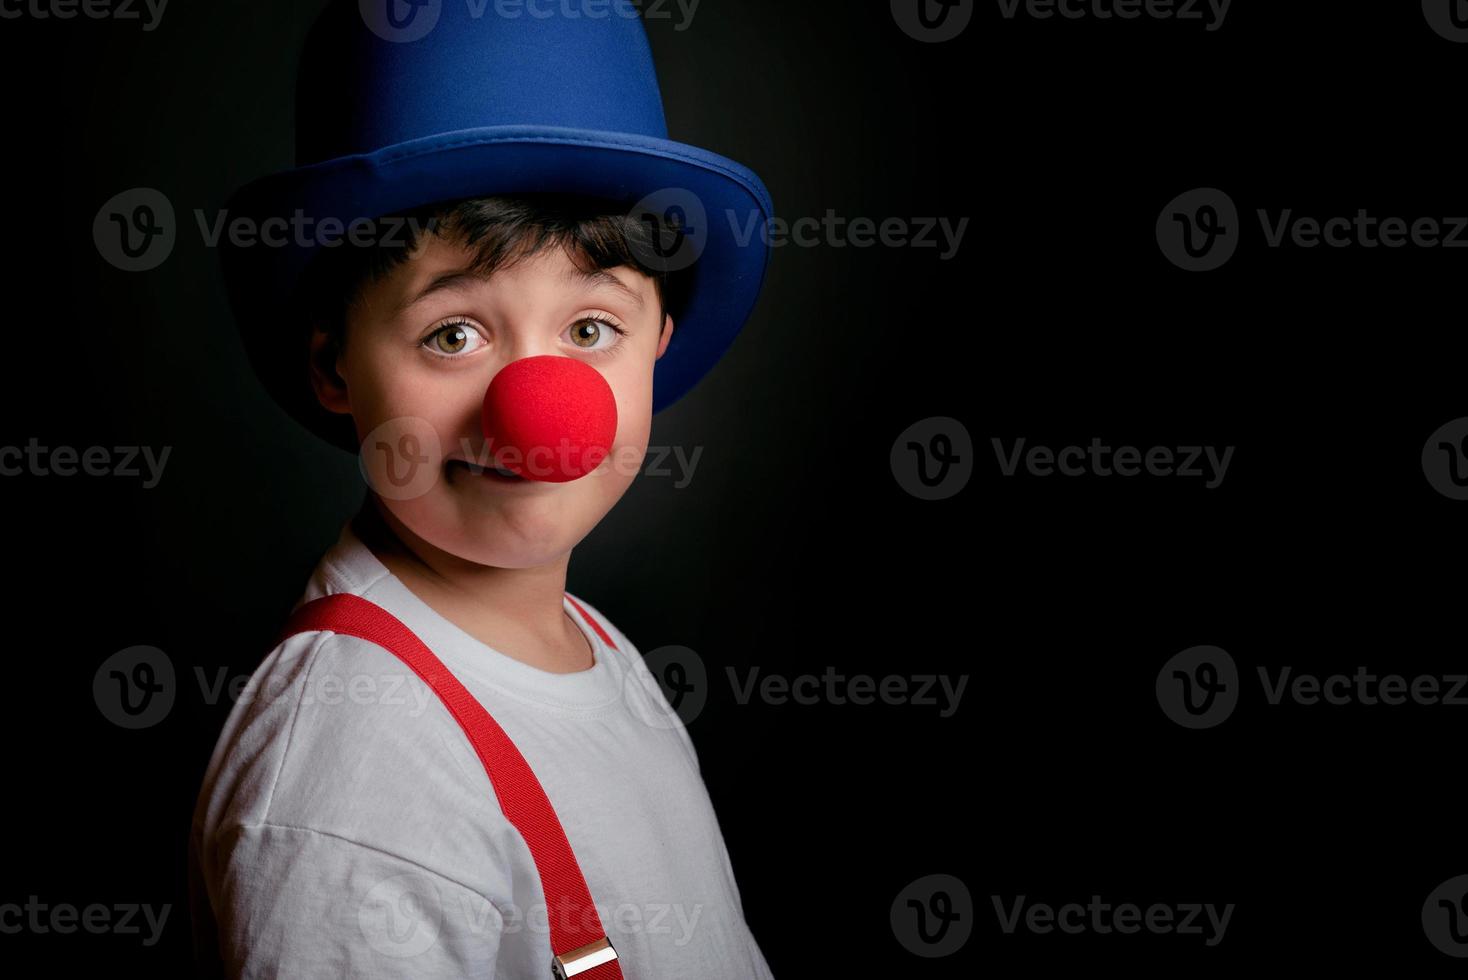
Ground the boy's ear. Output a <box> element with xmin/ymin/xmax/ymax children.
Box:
<box><xmin>307</xmin><ymin>322</ymin><xmax>352</xmax><ymax>416</ymax></box>
<box><xmin>654</xmin><ymin>312</ymin><xmax>675</xmax><ymax>360</ymax></box>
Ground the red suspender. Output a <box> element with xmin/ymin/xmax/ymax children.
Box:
<box><xmin>275</xmin><ymin>593</ymin><xmax>625</xmax><ymax>980</ymax></box>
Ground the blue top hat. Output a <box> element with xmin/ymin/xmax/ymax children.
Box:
<box><xmin>220</xmin><ymin>0</ymin><xmax>774</xmax><ymax>452</ymax></box>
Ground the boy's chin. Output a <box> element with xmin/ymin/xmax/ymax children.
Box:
<box><xmin>421</xmin><ymin>511</ymin><xmax>583</xmax><ymax>570</ymax></box>
<box><xmin>451</xmin><ymin>546</ymin><xmax>575</xmax><ymax>572</ymax></box>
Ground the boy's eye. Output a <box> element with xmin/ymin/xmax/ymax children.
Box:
<box><xmin>423</xmin><ymin>320</ymin><xmax>485</xmax><ymax>357</ymax></box>
<box><xmin>421</xmin><ymin>315</ymin><xmax>626</xmax><ymax>358</ymax></box>
<box><xmin>568</xmin><ymin>316</ymin><xmax>626</xmax><ymax>352</ymax></box>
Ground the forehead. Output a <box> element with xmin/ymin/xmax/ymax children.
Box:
<box><xmin>365</xmin><ymin>232</ymin><xmax>654</xmax><ymax>316</ymax></box>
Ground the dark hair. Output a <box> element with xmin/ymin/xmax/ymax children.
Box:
<box><xmin>300</xmin><ymin>193</ymin><xmax>692</xmax><ymax>376</ymax></box>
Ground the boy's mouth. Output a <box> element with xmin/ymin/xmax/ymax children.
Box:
<box><xmin>446</xmin><ymin>458</ymin><xmax>527</xmax><ymax>482</ymax></box>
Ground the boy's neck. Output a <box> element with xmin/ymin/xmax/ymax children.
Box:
<box><xmin>350</xmin><ymin>494</ymin><xmax>596</xmax><ymax>673</ymax></box>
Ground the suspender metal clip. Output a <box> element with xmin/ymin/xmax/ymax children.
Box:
<box><xmin>552</xmin><ymin>936</ymin><xmax>618</xmax><ymax>978</ymax></box>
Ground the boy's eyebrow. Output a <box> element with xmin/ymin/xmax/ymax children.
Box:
<box><xmin>399</xmin><ymin>268</ymin><xmax>484</xmax><ymax>309</ymax></box>
<box><xmin>566</xmin><ymin>266</ymin><xmax>646</xmax><ymax>313</ymax></box>
<box><xmin>400</xmin><ymin>268</ymin><xmax>486</xmax><ymax>312</ymax></box>
<box><xmin>398</xmin><ymin>264</ymin><xmax>648</xmax><ymax>314</ymax></box>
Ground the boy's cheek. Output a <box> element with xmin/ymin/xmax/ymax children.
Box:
<box><xmin>604</xmin><ymin>443</ymin><xmax>648</xmax><ymax>484</ymax></box>
<box><xmin>611</xmin><ymin>401</ymin><xmax>654</xmax><ymax>474</ymax></box>
<box><xmin>354</xmin><ymin>414</ymin><xmax>458</xmax><ymax>503</ymax></box>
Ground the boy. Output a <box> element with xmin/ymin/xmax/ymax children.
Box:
<box><xmin>187</xmin><ymin>2</ymin><xmax>775</xmax><ymax>977</ymax></box>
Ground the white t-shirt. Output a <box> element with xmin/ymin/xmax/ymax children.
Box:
<box><xmin>187</xmin><ymin>515</ymin><xmax>775</xmax><ymax>979</ymax></box>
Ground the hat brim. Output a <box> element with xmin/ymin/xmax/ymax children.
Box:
<box><xmin>219</xmin><ymin>124</ymin><xmax>774</xmax><ymax>453</ymax></box>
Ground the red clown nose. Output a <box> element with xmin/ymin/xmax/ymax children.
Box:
<box><xmin>480</xmin><ymin>355</ymin><xmax>618</xmax><ymax>482</ymax></box>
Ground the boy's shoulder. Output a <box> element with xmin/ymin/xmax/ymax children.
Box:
<box><xmin>191</xmin><ymin>622</ymin><xmax>521</xmax><ymax>921</ymax></box>
<box><xmin>202</xmin><ymin>624</ymin><xmax>499</xmax><ymax>833</ymax></box>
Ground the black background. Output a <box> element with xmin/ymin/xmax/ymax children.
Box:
<box><xmin>1</xmin><ymin>0</ymin><xmax>1465</xmax><ymax>973</ymax></box>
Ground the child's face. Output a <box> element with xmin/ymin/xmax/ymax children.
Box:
<box><xmin>313</xmin><ymin>233</ymin><xmax>673</xmax><ymax>569</ymax></box>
